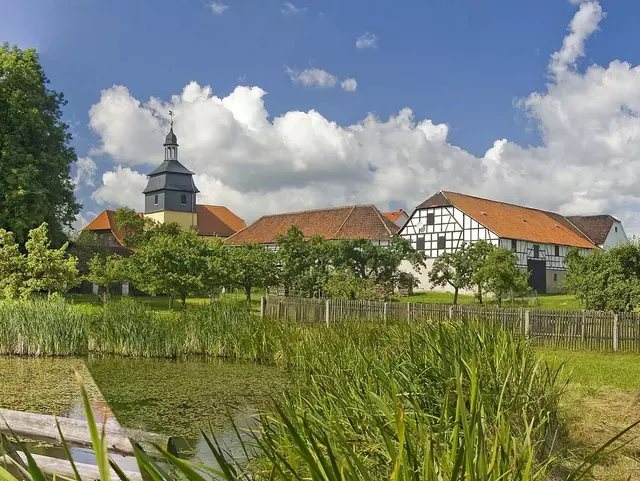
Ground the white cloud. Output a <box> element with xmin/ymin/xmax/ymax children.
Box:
<box><xmin>86</xmin><ymin>1</ymin><xmax>640</xmax><ymax>234</ymax></box>
<box><xmin>73</xmin><ymin>157</ymin><xmax>97</xmax><ymax>188</ymax></box>
<box><xmin>341</xmin><ymin>78</ymin><xmax>357</xmax><ymax>92</ymax></box>
<box><xmin>285</xmin><ymin>67</ymin><xmax>337</xmax><ymax>88</ymax></box>
<box><xmin>356</xmin><ymin>32</ymin><xmax>378</xmax><ymax>49</ymax></box>
<box><xmin>210</xmin><ymin>2</ymin><xmax>228</xmax><ymax>14</ymax></box>
<box><xmin>281</xmin><ymin>2</ymin><xmax>303</xmax><ymax>14</ymax></box>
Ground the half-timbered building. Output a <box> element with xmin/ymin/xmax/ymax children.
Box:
<box><xmin>400</xmin><ymin>191</ymin><xmax>600</xmax><ymax>294</ymax></box>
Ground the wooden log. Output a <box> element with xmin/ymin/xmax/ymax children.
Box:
<box><xmin>0</xmin><ymin>452</ymin><xmax>143</xmax><ymax>481</ymax></box>
<box><xmin>0</xmin><ymin>409</ymin><xmax>168</xmax><ymax>455</ymax></box>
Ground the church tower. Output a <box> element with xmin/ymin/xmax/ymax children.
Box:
<box><xmin>143</xmin><ymin>113</ymin><xmax>200</xmax><ymax>229</ymax></box>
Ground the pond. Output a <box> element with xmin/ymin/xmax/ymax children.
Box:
<box><xmin>0</xmin><ymin>356</ymin><xmax>289</xmax><ymax>468</ymax></box>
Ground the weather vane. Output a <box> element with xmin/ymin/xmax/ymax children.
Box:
<box><xmin>169</xmin><ymin>110</ymin><xmax>174</xmax><ymax>129</ymax></box>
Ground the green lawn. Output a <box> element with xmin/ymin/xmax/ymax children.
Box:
<box><xmin>404</xmin><ymin>291</ymin><xmax>584</xmax><ymax>310</ymax></box>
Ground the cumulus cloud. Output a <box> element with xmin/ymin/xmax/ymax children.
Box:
<box><xmin>281</xmin><ymin>2</ymin><xmax>303</xmax><ymax>14</ymax></box>
<box><xmin>86</xmin><ymin>1</ymin><xmax>640</xmax><ymax>234</ymax></box>
<box><xmin>73</xmin><ymin>157</ymin><xmax>97</xmax><ymax>188</ymax></box>
<box><xmin>356</xmin><ymin>32</ymin><xmax>378</xmax><ymax>49</ymax></box>
<box><xmin>285</xmin><ymin>67</ymin><xmax>337</xmax><ymax>88</ymax></box>
<box><xmin>341</xmin><ymin>78</ymin><xmax>357</xmax><ymax>92</ymax></box>
<box><xmin>210</xmin><ymin>2</ymin><xmax>228</xmax><ymax>14</ymax></box>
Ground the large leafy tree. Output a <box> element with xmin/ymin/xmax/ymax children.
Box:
<box><xmin>21</xmin><ymin>223</ymin><xmax>79</xmax><ymax>297</ymax></box>
<box><xmin>467</xmin><ymin>241</ymin><xmax>496</xmax><ymax>304</ymax></box>
<box><xmin>127</xmin><ymin>228</ymin><xmax>210</xmax><ymax>306</ymax></box>
<box><xmin>0</xmin><ymin>44</ymin><xmax>80</xmax><ymax>245</ymax></box>
<box><xmin>114</xmin><ymin>207</ymin><xmax>181</xmax><ymax>248</ymax></box>
<box><xmin>0</xmin><ymin>228</ymin><xmax>26</xmax><ymax>298</ymax></box>
<box><xmin>474</xmin><ymin>247</ymin><xmax>529</xmax><ymax>307</ymax></box>
<box><xmin>428</xmin><ymin>243</ymin><xmax>473</xmax><ymax>305</ymax></box>
<box><xmin>228</xmin><ymin>243</ymin><xmax>278</xmax><ymax>303</ymax></box>
<box><xmin>85</xmin><ymin>254</ymin><xmax>127</xmax><ymax>302</ymax></box>
<box><xmin>565</xmin><ymin>243</ymin><xmax>640</xmax><ymax>311</ymax></box>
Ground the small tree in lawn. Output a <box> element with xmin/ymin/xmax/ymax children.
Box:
<box><xmin>475</xmin><ymin>247</ymin><xmax>529</xmax><ymax>307</ymax></box>
<box><xmin>85</xmin><ymin>254</ymin><xmax>126</xmax><ymax>303</ymax></box>
<box><xmin>128</xmin><ymin>228</ymin><xmax>208</xmax><ymax>307</ymax></box>
<box><xmin>202</xmin><ymin>237</ymin><xmax>229</xmax><ymax>301</ymax></box>
<box><xmin>468</xmin><ymin>240</ymin><xmax>495</xmax><ymax>304</ymax></box>
<box><xmin>21</xmin><ymin>223</ymin><xmax>79</xmax><ymax>297</ymax></box>
<box><xmin>228</xmin><ymin>243</ymin><xmax>278</xmax><ymax>303</ymax></box>
<box><xmin>428</xmin><ymin>243</ymin><xmax>473</xmax><ymax>305</ymax></box>
<box><xmin>0</xmin><ymin>229</ymin><xmax>26</xmax><ymax>299</ymax></box>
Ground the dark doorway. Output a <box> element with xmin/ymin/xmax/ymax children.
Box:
<box><xmin>527</xmin><ymin>259</ymin><xmax>546</xmax><ymax>294</ymax></box>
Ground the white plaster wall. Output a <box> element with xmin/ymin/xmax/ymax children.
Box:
<box><xmin>602</xmin><ymin>221</ymin><xmax>629</xmax><ymax>249</ymax></box>
<box><xmin>399</xmin><ymin>259</ymin><xmax>477</xmax><ymax>295</ymax></box>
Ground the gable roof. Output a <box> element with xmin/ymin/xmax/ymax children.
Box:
<box><xmin>196</xmin><ymin>205</ymin><xmax>246</xmax><ymax>237</ymax></box>
<box><xmin>83</xmin><ymin>210</ymin><xmax>127</xmax><ymax>246</ymax></box>
<box><xmin>415</xmin><ymin>191</ymin><xmax>596</xmax><ymax>249</ymax></box>
<box><xmin>226</xmin><ymin>205</ymin><xmax>399</xmax><ymax>245</ymax></box>
<box><xmin>384</xmin><ymin>209</ymin><xmax>408</xmax><ymax>223</ymax></box>
<box><xmin>566</xmin><ymin>215</ymin><xmax>617</xmax><ymax>246</ymax></box>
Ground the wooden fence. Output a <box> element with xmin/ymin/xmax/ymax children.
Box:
<box><xmin>260</xmin><ymin>296</ymin><xmax>640</xmax><ymax>352</ymax></box>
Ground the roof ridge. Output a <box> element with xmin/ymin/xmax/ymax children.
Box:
<box><xmin>443</xmin><ymin>190</ymin><xmax>565</xmax><ymax>218</ymax></box>
<box><xmin>259</xmin><ymin>204</ymin><xmax>372</xmax><ymax>218</ymax></box>
<box><xmin>372</xmin><ymin>205</ymin><xmax>396</xmax><ymax>236</ymax></box>
<box><xmin>562</xmin><ymin>217</ymin><xmax>599</xmax><ymax>247</ymax></box>
<box><xmin>332</xmin><ymin>205</ymin><xmax>357</xmax><ymax>238</ymax></box>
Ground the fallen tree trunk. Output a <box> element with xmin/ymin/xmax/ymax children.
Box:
<box><xmin>0</xmin><ymin>409</ymin><xmax>168</xmax><ymax>455</ymax></box>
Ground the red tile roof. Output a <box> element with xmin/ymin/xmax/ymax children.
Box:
<box><xmin>196</xmin><ymin>205</ymin><xmax>246</xmax><ymax>237</ymax></box>
<box><xmin>384</xmin><ymin>209</ymin><xmax>408</xmax><ymax>223</ymax></box>
<box><xmin>416</xmin><ymin>191</ymin><xmax>596</xmax><ymax>249</ymax></box>
<box><xmin>83</xmin><ymin>210</ymin><xmax>127</xmax><ymax>246</ymax></box>
<box><xmin>226</xmin><ymin>205</ymin><xmax>399</xmax><ymax>245</ymax></box>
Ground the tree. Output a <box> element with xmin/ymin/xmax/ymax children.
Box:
<box><xmin>127</xmin><ymin>228</ymin><xmax>211</xmax><ymax>306</ymax></box>
<box><xmin>201</xmin><ymin>237</ymin><xmax>229</xmax><ymax>301</ymax></box>
<box><xmin>0</xmin><ymin>228</ymin><xmax>26</xmax><ymax>299</ymax></box>
<box><xmin>227</xmin><ymin>243</ymin><xmax>278</xmax><ymax>303</ymax></box>
<box><xmin>428</xmin><ymin>243</ymin><xmax>473</xmax><ymax>304</ymax></box>
<box><xmin>85</xmin><ymin>254</ymin><xmax>126</xmax><ymax>302</ymax></box>
<box><xmin>565</xmin><ymin>243</ymin><xmax>640</xmax><ymax>311</ymax></box>
<box><xmin>113</xmin><ymin>207</ymin><xmax>181</xmax><ymax>248</ymax></box>
<box><xmin>324</xmin><ymin>269</ymin><xmax>379</xmax><ymax>300</ymax></box>
<box><xmin>21</xmin><ymin>223</ymin><xmax>79</xmax><ymax>297</ymax></box>
<box><xmin>475</xmin><ymin>247</ymin><xmax>529</xmax><ymax>307</ymax></box>
<box><xmin>0</xmin><ymin>44</ymin><xmax>80</xmax><ymax>245</ymax></box>
<box><xmin>468</xmin><ymin>241</ymin><xmax>495</xmax><ymax>304</ymax></box>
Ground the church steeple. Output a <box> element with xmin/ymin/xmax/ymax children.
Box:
<box><xmin>142</xmin><ymin>113</ymin><xmax>199</xmax><ymax>230</ymax></box>
<box><xmin>164</xmin><ymin>110</ymin><xmax>179</xmax><ymax>161</ymax></box>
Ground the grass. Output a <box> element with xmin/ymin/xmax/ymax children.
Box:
<box><xmin>405</xmin><ymin>291</ymin><xmax>585</xmax><ymax>310</ymax></box>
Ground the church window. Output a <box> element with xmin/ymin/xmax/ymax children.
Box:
<box><xmin>181</xmin><ymin>194</ymin><xmax>187</xmax><ymax>205</ymax></box>
<box><xmin>154</xmin><ymin>195</ymin><xmax>158</xmax><ymax>205</ymax></box>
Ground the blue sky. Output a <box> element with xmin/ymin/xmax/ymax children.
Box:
<box><xmin>4</xmin><ymin>0</ymin><xmax>640</xmax><ymax>232</ymax></box>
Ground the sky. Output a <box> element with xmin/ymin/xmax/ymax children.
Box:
<box><xmin>3</xmin><ymin>0</ymin><xmax>640</xmax><ymax>235</ymax></box>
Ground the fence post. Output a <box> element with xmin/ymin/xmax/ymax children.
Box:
<box><xmin>277</xmin><ymin>301</ymin><xmax>283</xmax><ymax>320</ymax></box>
<box><xmin>524</xmin><ymin>310</ymin><xmax>530</xmax><ymax>339</ymax></box>
<box><xmin>383</xmin><ymin>302</ymin><xmax>388</xmax><ymax>323</ymax></box>
<box><xmin>449</xmin><ymin>305</ymin><xmax>454</xmax><ymax>320</ymax></box>
<box><xmin>407</xmin><ymin>302</ymin><xmax>411</xmax><ymax>323</ymax></box>
<box><xmin>325</xmin><ymin>299</ymin><xmax>330</xmax><ymax>327</ymax></box>
<box><xmin>260</xmin><ymin>296</ymin><xmax>267</xmax><ymax>318</ymax></box>
<box><xmin>613</xmin><ymin>313</ymin><xmax>619</xmax><ymax>352</ymax></box>
<box><xmin>581</xmin><ymin>310</ymin><xmax>586</xmax><ymax>343</ymax></box>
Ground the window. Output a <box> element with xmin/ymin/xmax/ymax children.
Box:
<box><xmin>511</xmin><ymin>239</ymin><xmax>517</xmax><ymax>251</ymax></box>
<box><xmin>181</xmin><ymin>194</ymin><xmax>187</xmax><ymax>205</ymax></box>
<box><xmin>553</xmin><ymin>273</ymin><xmax>558</xmax><ymax>282</ymax></box>
<box><xmin>426</xmin><ymin>213</ymin><xmax>435</xmax><ymax>225</ymax></box>
<box><xmin>554</xmin><ymin>245</ymin><xmax>560</xmax><ymax>257</ymax></box>
<box><xmin>615</xmin><ymin>226</ymin><xmax>618</xmax><ymax>232</ymax></box>
<box><xmin>533</xmin><ymin>245</ymin><xmax>539</xmax><ymax>258</ymax></box>
<box><xmin>154</xmin><ymin>194</ymin><xmax>158</xmax><ymax>205</ymax></box>
<box><xmin>437</xmin><ymin>235</ymin><xmax>446</xmax><ymax>250</ymax></box>
<box><xmin>416</xmin><ymin>236</ymin><xmax>425</xmax><ymax>251</ymax></box>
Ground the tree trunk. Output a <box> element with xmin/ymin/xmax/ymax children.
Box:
<box><xmin>497</xmin><ymin>295</ymin><xmax>502</xmax><ymax>308</ymax></box>
<box><xmin>169</xmin><ymin>296</ymin><xmax>174</xmax><ymax>309</ymax></box>
<box><xmin>181</xmin><ymin>294</ymin><xmax>187</xmax><ymax>308</ymax></box>
<box><xmin>478</xmin><ymin>286</ymin><xmax>483</xmax><ymax>304</ymax></box>
<box><xmin>245</xmin><ymin>285</ymin><xmax>252</xmax><ymax>303</ymax></box>
<box><xmin>453</xmin><ymin>287</ymin><xmax>459</xmax><ymax>305</ymax></box>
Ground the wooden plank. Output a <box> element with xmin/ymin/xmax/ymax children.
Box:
<box><xmin>0</xmin><ymin>452</ymin><xmax>142</xmax><ymax>481</ymax></box>
<box><xmin>0</xmin><ymin>409</ymin><xmax>167</xmax><ymax>455</ymax></box>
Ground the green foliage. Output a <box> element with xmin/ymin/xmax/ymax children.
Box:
<box><xmin>84</xmin><ymin>254</ymin><xmax>126</xmax><ymax>301</ymax></box>
<box><xmin>127</xmin><ymin>228</ymin><xmax>211</xmax><ymax>305</ymax></box>
<box><xmin>428</xmin><ymin>242</ymin><xmax>474</xmax><ymax>304</ymax></box>
<box><xmin>113</xmin><ymin>207</ymin><xmax>182</xmax><ymax>248</ymax></box>
<box><xmin>467</xmin><ymin>240</ymin><xmax>495</xmax><ymax>303</ymax></box>
<box><xmin>228</xmin><ymin>243</ymin><xmax>278</xmax><ymax>302</ymax></box>
<box><xmin>0</xmin><ymin>43</ymin><xmax>80</xmax><ymax>245</ymax></box>
<box><xmin>475</xmin><ymin>247</ymin><xmax>530</xmax><ymax>307</ymax></box>
<box><xmin>324</xmin><ymin>268</ymin><xmax>380</xmax><ymax>300</ymax></box>
<box><xmin>565</xmin><ymin>243</ymin><xmax>640</xmax><ymax>311</ymax></box>
<box><xmin>0</xmin><ymin>228</ymin><xmax>26</xmax><ymax>299</ymax></box>
<box><xmin>21</xmin><ymin>222</ymin><xmax>79</xmax><ymax>297</ymax></box>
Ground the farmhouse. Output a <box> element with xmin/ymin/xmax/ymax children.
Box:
<box><xmin>399</xmin><ymin>191</ymin><xmax>624</xmax><ymax>294</ymax></box>
<box><xmin>565</xmin><ymin>215</ymin><xmax>628</xmax><ymax>250</ymax></box>
<box><xmin>82</xmin><ymin>122</ymin><xmax>245</xmax><ymax>246</ymax></box>
<box><xmin>226</xmin><ymin>205</ymin><xmax>399</xmax><ymax>248</ymax></box>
